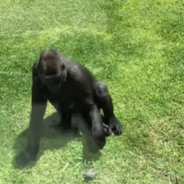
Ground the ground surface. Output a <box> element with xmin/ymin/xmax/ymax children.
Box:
<box><xmin>0</xmin><ymin>0</ymin><xmax>184</xmax><ymax>183</ymax></box>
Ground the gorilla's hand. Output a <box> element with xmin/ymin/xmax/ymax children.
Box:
<box><xmin>108</xmin><ymin>117</ymin><xmax>122</xmax><ymax>135</ymax></box>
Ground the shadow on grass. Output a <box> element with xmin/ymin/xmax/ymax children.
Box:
<box><xmin>12</xmin><ymin>112</ymin><xmax>102</xmax><ymax>169</ymax></box>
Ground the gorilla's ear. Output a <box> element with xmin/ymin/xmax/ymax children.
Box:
<box><xmin>60</xmin><ymin>63</ymin><xmax>67</xmax><ymax>82</ymax></box>
<box><xmin>60</xmin><ymin>63</ymin><xmax>66</xmax><ymax>71</ymax></box>
<box><xmin>61</xmin><ymin>63</ymin><xmax>65</xmax><ymax>70</ymax></box>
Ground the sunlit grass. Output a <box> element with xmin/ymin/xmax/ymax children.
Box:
<box><xmin>0</xmin><ymin>0</ymin><xmax>184</xmax><ymax>183</ymax></box>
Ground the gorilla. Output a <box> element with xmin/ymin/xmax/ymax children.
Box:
<box><xmin>16</xmin><ymin>49</ymin><xmax>122</xmax><ymax>166</ymax></box>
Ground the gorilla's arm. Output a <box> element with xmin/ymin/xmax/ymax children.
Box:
<box><xmin>26</xmin><ymin>62</ymin><xmax>47</xmax><ymax>156</ymax></box>
<box><xmin>16</xmin><ymin>63</ymin><xmax>47</xmax><ymax>166</ymax></box>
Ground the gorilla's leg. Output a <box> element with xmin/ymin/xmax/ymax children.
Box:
<box><xmin>82</xmin><ymin>104</ymin><xmax>106</xmax><ymax>152</ymax></box>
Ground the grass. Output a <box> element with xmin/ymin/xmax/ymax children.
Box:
<box><xmin>0</xmin><ymin>0</ymin><xmax>184</xmax><ymax>183</ymax></box>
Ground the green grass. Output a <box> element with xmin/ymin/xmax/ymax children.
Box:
<box><xmin>0</xmin><ymin>0</ymin><xmax>184</xmax><ymax>183</ymax></box>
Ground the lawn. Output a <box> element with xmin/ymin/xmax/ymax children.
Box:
<box><xmin>0</xmin><ymin>0</ymin><xmax>184</xmax><ymax>183</ymax></box>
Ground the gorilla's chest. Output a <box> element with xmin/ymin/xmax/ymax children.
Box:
<box><xmin>46</xmin><ymin>83</ymin><xmax>88</xmax><ymax>112</ymax></box>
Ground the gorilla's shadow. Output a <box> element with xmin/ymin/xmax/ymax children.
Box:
<box><xmin>13</xmin><ymin>112</ymin><xmax>101</xmax><ymax>168</ymax></box>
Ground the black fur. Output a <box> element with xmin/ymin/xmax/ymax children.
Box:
<box><xmin>16</xmin><ymin>49</ymin><xmax>122</xmax><ymax>167</ymax></box>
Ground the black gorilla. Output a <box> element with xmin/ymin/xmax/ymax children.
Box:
<box><xmin>16</xmin><ymin>49</ymin><xmax>122</xmax><ymax>166</ymax></box>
